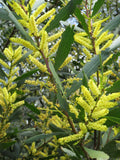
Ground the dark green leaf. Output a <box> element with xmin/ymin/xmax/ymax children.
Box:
<box><xmin>54</xmin><ymin>26</ymin><xmax>74</xmax><ymax>70</ymax></box>
<box><xmin>14</xmin><ymin>68</ymin><xmax>39</xmax><ymax>82</ymax></box>
<box><xmin>49</xmin><ymin>60</ymin><xmax>63</xmax><ymax>94</ymax></box>
<box><xmin>102</xmin><ymin>141</ymin><xmax>120</xmax><ymax>158</ymax></box>
<box><xmin>100</xmin><ymin>14</ymin><xmax>120</xmax><ymax>34</ymax></box>
<box><xmin>0</xmin><ymin>141</ymin><xmax>16</xmax><ymax>150</ymax></box>
<box><xmin>61</xmin><ymin>147</ymin><xmax>77</xmax><ymax>157</ymax></box>
<box><xmin>74</xmin><ymin>8</ymin><xmax>89</xmax><ymax>35</ymax></box>
<box><xmin>0</xmin><ymin>68</ymin><xmax>6</xmax><ymax>80</ymax></box>
<box><xmin>0</xmin><ymin>8</ymin><xmax>9</xmax><ymax>20</ymax></box>
<box><xmin>106</xmin><ymin>80</ymin><xmax>120</xmax><ymax>93</ymax></box>
<box><xmin>84</xmin><ymin>147</ymin><xmax>109</xmax><ymax>160</ymax></box>
<box><xmin>46</xmin><ymin>0</ymin><xmax>82</xmax><ymax>32</ymax></box>
<box><xmin>82</xmin><ymin>70</ymin><xmax>88</xmax><ymax>88</ymax></box>
<box><xmin>25</xmin><ymin>102</ymin><xmax>40</xmax><ymax>115</ymax></box>
<box><xmin>105</xmin><ymin>116</ymin><xmax>120</xmax><ymax>125</ymax></box>
<box><xmin>92</xmin><ymin>0</ymin><xmax>104</xmax><ymax>17</ymax></box>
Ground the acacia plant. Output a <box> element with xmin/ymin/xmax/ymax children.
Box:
<box><xmin>0</xmin><ymin>0</ymin><xmax>120</xmax><ymax>159</ymax></box>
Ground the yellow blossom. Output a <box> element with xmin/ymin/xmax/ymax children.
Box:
<box><xmin>12</xmin><ymin>100</ymin><xmax>24</xmax><ymax>109</ymax></box>
<box><xmin>79</xmin><ymin>123</ymin><xmax>87</xmax><ymax>133</ymax></box>
<box><xmin>49</xmin><ymin>39</ymin><xmax>61</xmax><ymax>56</ymax></box>
<box><xmin>92</xmin><ymin>108</ymin><xmax>109</xmax><ymax>119</ymax></box>
<box><xmin>59</xmin><ymin>56</ymin><xmax>72</xmax><ymax>69</ymax></box>
<box><xmin>33</xmin><ymin>3</ymin><xmax>47</xmax><ymax>18</ymax></box>
<box><xmin>69</xmin><ymin>104</ymin><xmax>79</xmax><ymax>118</ymax></box>
<box><xmin>103</xmin><ymin>54</ymin><xmax>113</xmax><ymax>65</ymax></box>
<box><xmin>0</xmin><ymin>59</ymin><xmax>10</xmax><ymax>69</ymax></box>
<box><xmin>47</xmin><ymin>31</ymin><xmax>63</xmax><ymax>42</ymax></box>
<box><xmin>29</xmin><ymin>15</ymin><xmax>39</xmax><ymax>36</ymax></box>
<box><xmin>88</xmin><ymin>79</ymin><xmax>101</xmax><ymax>97</ymax></box>
<box><xmin>82</xmin><ymin>48</ymin><xmax>92</xmax><ymax>59</ymax></box>
<box><xmin>36</xmin><ymin>8</ymin><xmax>56</xmax><ymax>25</ymax></box>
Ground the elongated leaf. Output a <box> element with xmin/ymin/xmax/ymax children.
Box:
<box><xmin>14</xmin><ymin>68</ymin><xmax>39</xmax><ymax>82</ymax></box>
<box><xmin>0</xmin><ymin>1</ymin><xmax>36</xmax><ymax>47</ymax></box>
<box><xmin>67</xmin><ymin>49</ymin><xmax>110</xmax><ymax>97</ymax></box>
<box><xmin>61</xmin><ymin>147</ymin><xmax>77</xmax><ymax>157</ymax></box>
<box><xmin>74</xmin><ymin>8</ymin><xmax>89</xmax><ymax>35</ymax></box>
<box><xmin>46</xmin><ymin>0</ymin><xmax>82</xmax><ymax>32</ymax></box>
<box><xmin>0</xmin><ymin>68</ymin><xmax>6</xmax><ymax>80</ymax></box>
<box><xmin>49</xmin><ymin>60</ymin><xmax>63</xmax><ymax>94</ymax></box>
<box><xmin>0</xmin><ymin>8</ymin><xmax>9</xmax><ymax>20</ymax></box>
<box><xmin>106</xmin><ymin>80</ymin><xmax>120</xmax><ymax>93</ymax></box>
<box><xmin>100</xmin><ymin>14</ymin><xmax>120</xmax><ymax>34</ymax></box>
<box><xmin>16</xmin><ymin>50</ymin><xmax>33</xmax><ymax>65</ymax></box>
<box><xmin>0</xmin><ymin>141</ymin><xmax>16</xmax><ymax>150</ymax></box>
<box><xmin>54</xmin><ymin>26</ymin><xmax>74</xmax><ymax>70</ymax></box>
<box><xmin>92</xmin><ymin>0</ymin><xmax>104</xmax><ymax>17</ymax></box>
<box><xmin>25</xmin><ymin>102</ymin><xmax>40</xmax><ymax>114</ymax></box>
<box><xmin>84</xmin><ymin>147</ymin><xmax>109</xmax><ymax>160</ymax></box>
<box><xmin>105</xmin><ymin>116</ymin><xmax>120</xmax><ymax>125</ymax></box>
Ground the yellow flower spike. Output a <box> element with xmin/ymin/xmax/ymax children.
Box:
<box><xmin>0</xmin><ymin>79</ymin><xmax>6</xmax><ymax>85</ymax></box>
<box><xmin>18</xmin><ymin>20</ymin><xmax>29</xmax><ymax>28</ymax></box>
<box><xmin>103</xmin><ymin>54</ymin><xmax>113</xmax><ymax>65</ymax></box>
<box><xmin>81</xmin><ymin>85</ymin><xmax>96</xmax><ymax>107</ymax></box>
<box><xmin>76</xmin><ymin>32</ymin><xmax>88</xmax><ymax>37</ymax></box>
<box><xmin>42</xmin><ymin>95</ymin><xmax>53</xmax><ymax>105</ymax></box>
<box><xmin>4</xmin><ymin>48</ymin><xmax>13</xmax><ymax>61</ymax></box>
<box><xmin>69</xmin><ymin>104</ymin><xmax>79</xmax><ymax>118</ymax></box>
<box><xmin>29</xmin><ymin>0</ymin><xmax>36</xmax><ymax>8</ymax></box>
<box><xmin>14</xmin><ymin>46</ymin><xmax>22</xmax><ymax>59</ymax></box>
<box><xmin>88</xmin><ymin>79</ymin><xmax>101</xmax><ymax>97</ymax></box>
<box><xmin>47</xmin><ymin>31</ymin><xmax>63</xmax><ymax>42</ymax></box>
<box><xmin>29</xmin><ymin>15</ymin><xmax>39</xmax><ymax>37</ymax></box>
<box><xmin>79</xmin><ymin>123</ymin><xmax>87</xmax><ymax>134</ymax></box>
<box><xmin>33</xmin><ymin>3</ymin><xmax>47</xmax><ymax>18</ymax></box>
<box><xmin>59</xmin><ymin>56</ymin><xmax>72</xmax><ymax>70</ymax></box>
<box><xmin>31</xmin><ymin>142</ymin><xmax>36</xmax><ymax>154</ymax></box>
<box><xmin>82</xmin><ymin>48</ymin><xmax>92</xmax><ymax>59</ymax></box>
<box><xmin>9</xmin><ymin>92</ymin><xmax>17</xmax><ymax>104</ymax></box>
<box><xmin>40</xmin><ymin>30</ymin><xmax>48</xmax><ymax>50</ymax></box>
<box><xmin>95</xmin><ymin>31</ymin><xmax>108</xmax><ymax>46</ymax></box>
<box><xmin>0</xmin><ymin>99</ymin><xmax>5</xmax><ymax>107</ymax></box>
<box><xmin>42</xmin><ymin>15</ymin><xmax>55</xmax><ymax>31</ymax></box>
<box><xmin>92</xmin><ymin>23</ymin><xmax>101</xmax><ymax>38</ymax></box>
<box><xmin>100</xmin><ymin>40</ymin><xmax>112</xmax><ymax>51</ymax></box>
<box><xmin>0</xmin><ymin>59</ymin><xmax>10</xmax><ymax>69</ymax></box>
<box><xmin>103</xmin><ymin>70</ymin><xmax>113</xmax><ymax>76</ymax></box>
<box><xmin>11</xmin><ymin>2</ymin><xmax>28</xmax><ymax>21</ymax></box>
<box><xmin>3</xmin><ymin>87</ymin><xmax>9</xmax><ymax>102</ymax></box>
<box><xmin>76</xmin><ymin>97</ymin><xmax>91</xmax><ymax>114</ymax></box>
<box><xmin>74</xmin><ymin>35</ymin><xmax>93</xmax><ymax>50</ymax></box>
<box><xmin>8</xmin><ymin>76</ymin><xmax>17</xmax><ymax>84</ymax></box>
<box><xmin>87</xmin><ymin>122</ymin><xmax>107</xmax><ymax>131</ymax></box>
<box><xmin>92</xmin><ymin>16</ymin><xmax>110</xmax><ymax>27</ymax></box>
<box><xmin>12</xmin><ymin>100</ymin><xmax>24</xmax><ymax>109</ymax></box>
<box><xmin>10</xmin><ymin>38</ymin><xmax>36</xmax><ymax>51</ymax></box>
<box><xmin>36</xmin><ymin>8</ymin><xmax>56</xmax><ymax>25</ymax></box>
<box><xmin>104</xmin><ymin>92</ymin><xmax>120</xmax><ymax>101</ymax></box>
<box><xmin>12</xmin><ymin>55</ymin><xmax>22</xmax><ymax>65</ymax></box>
<box><xmin>58</xmin><ymin>131</ymin><xmax>84</xmax><ymax>145</ymax></box>
<box><xmin>92</xmin><ymin>108</ymin><xmax>109</xmax><ymax>119</ymax></box>
<box><xmin>49</xmin><ymin>39</ymin><xmax>61</xmax><ymax>56</ymax></box>
<box><xmin>29</xmin><ymin>55</ymin><xmax>47</xmax><ymax>73</ymax></box>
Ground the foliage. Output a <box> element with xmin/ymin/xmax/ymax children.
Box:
<box><xmin>0</xmin><ymin>0</ymin><xmax>120</xmax><ymax>159</ymax></box>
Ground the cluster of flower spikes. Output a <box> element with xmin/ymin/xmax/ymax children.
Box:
<box><xmin>74</xmin><ymin>17</ymin><xmax>114</xmax><ymax>61</ymax></box>
<box><xmin>9</xmin><ymin>0</ymin><xmax>72</xmax><ymax>75</ymax></box>
<box><xmin>0</xmin><ymin>45</ymin><xmax>24</xmax><ymax>141</ymax></box>
<box><xmin>58</xmin><ymin>79</ymin><xmax>120</xmax><ymax>145</ymax></box>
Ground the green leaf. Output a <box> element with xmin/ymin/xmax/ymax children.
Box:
<box><xmin>0</xmin><ymin>1</ymin><xmax>36</xmax><ymax>47</ymax></box>
<box><xmin>46</xmin><ymin>0</ymin><xmax>83</xmax><ymax>32</ymax></box>
<box><xmin>0</xmin><ymin>141</ymin><xmax>16</xmax><ymax>150</ymax></box>
<box><xmin>14</xmin><ymin>68</ymin><xmax>39</xmax><ymax>82</ymax></box>
<box><xmin>82</xmin><ymin>70</ymin><xmax>88</xmax><ymax>88</ymax></box>
<box><xmin>61</xmin><ymin>147</ymin><xmax>77</xmax><ymax>157</ymax></box>
<box><xmin>102</xmin><ymin>141</ymin><xmax>120</xmax><ymax>158</ymax></box>
<box><xmin>74</xmin><ymin>8</ymin><xmax>89</xmax><ymax>35</ymax></box>
<box><xmin>105</xmin><ymin>116</ymin><xmax>120</xmax><ymax>125</ymax></box>
<box><xmin>106</xmin><ymin>80</ymin><xmax>120</xmax><ymax>93</ymax></box>
<box><xmin>54</xmin><ymin>26</ymin><xmax>74</xmax><ymax>70</ymax></box>
<box><xmin>49</xmin><ymin>60</ymin><xmax>63</xmax><ymax>94</ymax></box>
<box><xmin>67</xmin><ymin>50</ymin><xmax>110</xmax><ymax>97</ymax></box>
<box><xmin>25</xmin><ymin>101</ymin><xmax>40</xmax><ymax>115</ymax></box>
<box><xmin>0</xmin><ymin>8</ymin><xmax>9</xmax><ymax>20</ymax></box>
<box><xmin>0</xmin><ymin>68</ymin><xmax>6</xmax><ymax>80</ymax></box>
<box><xmin>100</xmin><ymin>14</ymin><xmax>120</xmax><ymax>34</ymax></box>
<box><xmin>15</xmin><ymin>50</ymin><xmax>33</xmax><ymax>65</ymax></box>
<box><xmin>84</xmin><ymin>147</ymin><xmax>109</xmax><ymax>160</ymax></box>
<box><xmin>92</xmin><ymin>0</ymin><xmax>104</xmax><ymax>17</ymax></box>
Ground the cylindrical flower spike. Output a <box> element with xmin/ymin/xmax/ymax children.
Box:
<box><xmin>0</xmin><ymin>59</ymin><xmax>10</xmax><ymax>69</ymax></box>
<box><xmin>29</xmin><ymin>15</ymin><xmax>39</xmax><ymax>36</ymax></box>
<box><xmin>59</xmin><ymin>56</ymin><xmax>72</xmax><ymax>69</ymax></box>
<box><xmin>33</xmin><ymin>3</ymin><xmax>47</xmax><ymax>18</ymax></box>
<box><xmin>92</xmin><ymin>108</ymin><xmax>109</xmax><ymax>119</ymax></box>
<box><xmin>10</xmin><ymin>38</ymin><xmax>36</xmax><ymax>51</ymax></box>
<box><xmin>36</xmin><ymin>8</ymin><xmax>56</xmax><ymax>25</ymax></box>
<box><xmin>82</xmin><ymin>48</ymin><xmax>92</xmax><ymax>59</ymax></box>
<box><xmin>69</xmin><ymin>104</ymin><xmax>79</xmax><ymax>118</ymax></box>
<box><xmin>47</xmin><ymin>31</ymin><xmax>63</xmax><ymax>42</ymax></box>
<box><xmin>29</xmin><ymin>55</ymin><xmax>47</xmax><ymax>73</ymax></box>
<box><xmin>4</xmin><ymin>48</ymin><xmax>13</xmax><ymax>61</ymax></box>
<box><xmin>88</xmin><ymin>79</ymin><xmax>101</xmax><ymax>97</ymax></box>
